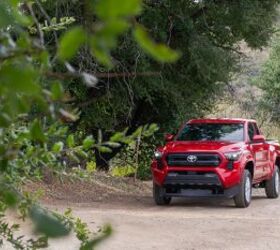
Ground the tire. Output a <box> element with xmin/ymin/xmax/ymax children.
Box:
<box><xmin>265</xmin><ymin>166</ymin><xmax>279</xmax><ymax>199</ymax></box>
<box><xmin>234</xmin><ymin>169</ymin><xmax>252</xmax><ymax>208</ymax></box>
<box><xmin>153</xmin><ymin>182</ymin><xmax>171</xmax><ymax>205</ymax></box>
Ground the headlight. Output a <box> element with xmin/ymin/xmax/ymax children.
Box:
<box><xmin>224</xmin><ymin>151</ymin><xmax>242</xmax><ymax>161</ymax></box>
<box><xmin>154</xmin><ymin>151</ymin><xmax>163</xmax><ymax>160</ymax></box>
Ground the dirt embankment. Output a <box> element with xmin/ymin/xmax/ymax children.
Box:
<box><xmin>24</xmin><ymin>172</ymin><xmax>152</xmax><ymax>206</ymax></box>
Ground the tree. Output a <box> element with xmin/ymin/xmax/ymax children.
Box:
<box><xmin>41</xmin><ymin>0</ymin><xmax>280</xmax><ymax>169</ymax></box>
<box><xmin>256</xmin><ymin>35</ymin><xmax>280</xmax><ymax>123</ymax></box>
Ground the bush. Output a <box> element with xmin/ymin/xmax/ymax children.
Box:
<box><xmin>111</xmin><ymin>136</ymin><xmax>158</xmax><ymax>180</ymax></box>
<box><xmin>111</xmin><ymin>165</ymin><xmax>136</xmax><ymax>177</ymax></box>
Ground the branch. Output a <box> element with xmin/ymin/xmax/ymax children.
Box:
<box><xmin>45</xmin><ymin>71</ymin><xmax>160</xmax><ymax>80</ymax></box>
<box><xmin>26</xmin><ymin>2</ymin><xmax>45</xmax><ymax>47</ymax></box>
<box><xmin>34</xmin><ymin>0</ymin><xmax>59</xmax><ymax>48</ymax></box>
<box><xmin>211</xmin><ymin>42</ymin><xmax>246</xmax><ymax>56</ymax></box>
<box><xmin>191</xmin><ymin>6</ymin><xmax>208</xmax><ymax>20</ymax></box>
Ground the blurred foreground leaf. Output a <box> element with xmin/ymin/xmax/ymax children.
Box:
<box><xmin>80</xmin><ymin>224</ymin><xmax>112</xmax><ymax>250</ymax></box>
<box><xmin>58</xmin><ymin>26</ymin><xmax>86</xmax><ymax>60</ymax></box>
<box><xmin>134</xmin><ymin>25</ymin><xmax>180</xmax><ymax>63</ymax></box>
<box><xmin>30</xmin><ymin>206</ymin><xmax>70</xmax><ymax>238</ymax></box>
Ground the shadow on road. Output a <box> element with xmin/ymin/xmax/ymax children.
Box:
<box><xmin>112</xmin><ymin>191</ymin><xmax>270</xmax><ymax>210</ymax></box>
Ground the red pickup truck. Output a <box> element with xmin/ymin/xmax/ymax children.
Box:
<box><xmin>151</xmin><ymin>118</ymin><xmax>280</xmax><ymax>208</ymax></box>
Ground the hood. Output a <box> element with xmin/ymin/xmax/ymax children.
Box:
<box><xmin>163</xmin><ymin>141</ymin><xmax>245</xmax><ymax>153</ymax></box>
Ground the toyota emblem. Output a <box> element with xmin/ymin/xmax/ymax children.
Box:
<box><xmin>187</xmin><ymin>155</ymin><xmax>197</xmax><ymax>163</ymax></box>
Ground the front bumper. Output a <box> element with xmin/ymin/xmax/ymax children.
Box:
<box><xmin>162</xmin><ymin>171</ymin><xmax>240</xmax><ymax>198</ymax></box>
<box><xmin>164</xmin><ymin>185</ymin><xmax>240</xmax><ymax>198</ymax></box>
<box><xmin>151</xmin><ymin>154</ymin><xmax>243</xmax><ymax>189</ymax></box>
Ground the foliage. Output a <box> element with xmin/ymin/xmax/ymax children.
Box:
<box><xmin>40</xmin><ymin>0</ymin><xmax>280</xmax><ymax>169</ymax></box>
<box><xmin>112</xmin><ymin>136</ymin><xmax>155</xmax><ymax>180</ymax></box>
<box><xmin>62</xmin><ymin>208</ymin><xmax>112</xmax><ymax>250</ymax></box>
<box><xmin>0</xmin><ymin>0</ymin><xmax>178</xmax><ymax>248</ymax></box>
<box><xmin>256</xmin><ymin>34</ymin><xmax>280</xmax><ymax>123</ymax></box>
<box><xmin>0</xmin><ymin>212</ymin><xmax>48</xmax><ymax>249</ymax></box>
<box><xmin>86</xmin><ymin>161</ymin><xmax>97</xmax><ymax>174</ymax></box>
<box><xmin>111</xmin><ymin>124</ymin><xmax>159</xmax><ymax>180</ymax></box>
<box><xmin>111</xmin><ymin>165</ymin><xmax>136</xmax><ymax>177</ymax></box>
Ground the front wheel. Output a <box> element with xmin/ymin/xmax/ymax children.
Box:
<box><xmin>153</xmin><ymin>182</ymin><xmax>171</xmax><ymax>205</ymax></box>
<box><xmin>265</xmin><ymin>166</ymin><xmax>279</xmax><ymax>199</ymax></box>
<box><xmin>234</xmin><ymin>169</ymin><xmax>252</xmax><ymax>208</ymax></box>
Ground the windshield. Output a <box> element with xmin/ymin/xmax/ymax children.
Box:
<box><xmin>176</xmin><ymin>123</ymin><xmax>244</xmax><ymax>142</ymax></box>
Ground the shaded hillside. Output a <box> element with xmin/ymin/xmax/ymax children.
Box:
<box><xmin>210</xmin><ymin>43</ymin><xmax>280</xmax><ymax>138</ymax></box>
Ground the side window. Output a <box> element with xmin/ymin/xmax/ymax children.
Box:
<box><xmin>253</xmin><ymin>123</ymin><xmax>260</xmax><ymax>135</ymax></box>
<box><xmin>248</xmin><ymin>123</ymin><xmax>255</xmax><ymax>141</ymax></box>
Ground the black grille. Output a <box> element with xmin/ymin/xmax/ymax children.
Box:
<box><xmin>164</xmin><ymin>171</ymin><xmax>221</xmax><ymax>186</ymax></box>
<box><xmin>166</xmin><ymin>153</ymin><xmax>221</xmax><ymax>167</ymax></box>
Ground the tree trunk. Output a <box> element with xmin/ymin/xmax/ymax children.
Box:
<box><xmin>95</xmin><ymin>146</ymin><xmax>123</xmax><ymax>171</ymax></box>
<box><xmin>95</xmin><ymin>149</ymin><xmax>110</xmax><ymax>171</ymax></box>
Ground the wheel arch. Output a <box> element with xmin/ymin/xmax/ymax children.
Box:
<box><xmin>275</xmin><ymin>156</ymin><xmax>280</xmax><ymax>169</ymax></box>
<box><xmin>244</xmin><ymin>161</ymin><xmax>254</xmax><ymax>179</ymax></box>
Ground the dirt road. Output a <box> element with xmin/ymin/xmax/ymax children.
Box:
<box><xmin>45</xmin><ymin>188</ymin><xmax>280</xmax><ymax>250</ymax></box>
<box><xmin>4</xmin><ymin>178</ymin><xmax>280</xmax><ymax>250</ymax></box>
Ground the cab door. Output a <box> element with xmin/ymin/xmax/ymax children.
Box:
<box><xmin>248</xmin><ymin>122</ymin><xmax>268</xmax><ymax>180</ymax></box>
<box><xmin>253</xmin><ymin>123</ymin><xmax>272</xmax><ymax>176</ymax></box>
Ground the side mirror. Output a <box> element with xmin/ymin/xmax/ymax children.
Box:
<box><xmin>164</xmin><ymin>133</ymin><xmax>174</xmax><ymax>142</ymax></box>
<box><xmin>252</xmin><ymin>134</ymin><xmax>265</xmax><ymax>143</ymax></box>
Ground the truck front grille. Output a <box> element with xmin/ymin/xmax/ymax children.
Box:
<box><xmin>164</xmin><ymin>171</ymin><xmax>221</xmax><ymax>186</ymax></box>
<box><xmin>166</xmin><ymin>153</ymin><xmax>221</xmax><ymax>167</ymax></box>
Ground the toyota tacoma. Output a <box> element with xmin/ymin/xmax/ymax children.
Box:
<box><xmin>151</xmin><ymin>118</ymin><xmax>280</xmax><ymax>207</ymax></box>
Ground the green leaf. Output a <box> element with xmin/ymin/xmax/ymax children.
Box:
<box><xmin>52</xmin><ymin>142</ymin><xmax>64</xmax><ymax>153</ymax></box>
<box><xmin>51</xmin><ymin>82</ymin><xmax>64</xmax><ymax>101</ymax></box>
<box><xmin>14</xmin><ymin>96</ymin><xmax>30</xmax><ymax>113</ymax></box>
<box><xmin>90</xmin><ymin>37</ymin><xmax>113</xmax><ymax>67</ymax></box>
<box><xmin>83</xmin><ymin>136</ymin><xmax>95</xmax><ymax>150</ymax></box>
<box><xmin>103</xmin><ymin>142</ymin><xmax>121</xmax><ymax>148</ymax></box>
<box><xmin>95</xmin><ymin>0</ymin><xmax>142</xmax><ymax>20</ymax></box>
<box><xmin>134</xmin><ymin>25</ymin><xmax>180</xmax><ymax>63</ymax></box>
<box><xmin>58</xmin><ymin>26</ymin><xmax>86</xmax><ymax>60</ymax></box>
<box><xmin>2</xmin><ymin>191</ymin><xmax>18</xmax><ymax>207</ymax></box>
<box><xmin>76</xmin><ymin>149</ymin><xmax>88</xmax><ymax>158</ymax></box>
<box><xmin>68</xmin><ymin>152</ymin><xmax>80</xmax><ymax>163</ymax></box>
<box><xmin>86</xmin><ymin>161</ymin><xmax>96</xmax><ymax>173</ymax></box>
<box><xmin>0</xmin><ymin>2</ymin><xmax>15</xmax><ymax>28</ymax></box>
<box><xmin>131</xmin><ymin>126</ymin><xmax>143</xmax><ymax>138</ymax></box>
<box><xmin>67</xmin><ymin>134</ymin><xmax>75</xmax><ymax>148</ymax></box>
<box><xmin>98</xmin><ymin>130</ymin><xmax>102</xmax><ymax>143</ymax></box>
<box><xmin>30</xmin><ymin>120</ymin><xmax>46</xmax><ymax>143</ymax></box>
<box><xmin>110</xmin><ymin>132</ymin><xmax>125</xmax><ymax>142</ymax></box>
<box><xmin>142</xmin><ymin>123</ymin><xmax>159</xmax><ymax>137</ymax></box>
<box><xmin>0</xmin><ymin>113</ymin><xmax>12</xmax><ymax>128</ymax></box>
<box><xmin>0</xmin><ymin>64</ymin><xmax>40</xmax><ymax>94</ymax></box>
<box><xmin>80</xmin><ymin>224</ymin><xmax>112</xmax><ymax>250</ymax></box>
<box><xmin>30</xmin><ymin>206</ymin><xmax>70</xmax><ymax>238</ymax></box>
<box><xmin>90</xmin><ymin>19</ymin><xmax>130</xmax><ymax>67</ymax></box>
<box><xmin>95</xmin><ymin>20</ymin><xmax>130</xmax><ymax>47</ymax></box>
<box><xmin>97</xmin><ymin>146</ymin><xmax>112</xmax><ymax>153</ymax></box>
<box><xmin>0</xmin><ymin>0</ymin><xmax>30</xmax><ymax>28</ymax></box>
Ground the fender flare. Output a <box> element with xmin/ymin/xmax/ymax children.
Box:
<box><xmin>242</xmin><ymin>154</ymin><xmax>255</xmax><ymax>178</ymax></box>
<box><xmin>274</xmin><ymin>154</ymin><xmax>280</xmax><ymax>169</ymax></box>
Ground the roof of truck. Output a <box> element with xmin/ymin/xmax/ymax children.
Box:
<box><xmin>188</xmin><ymin>118</ymin><xmax>256</xmax><ymax>124</ymax></box>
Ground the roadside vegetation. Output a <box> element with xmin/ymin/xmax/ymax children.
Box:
<box><xmin>1</xmin><ymin>0</ymin><xmax>280</xmax><ymax>249</ymax></box>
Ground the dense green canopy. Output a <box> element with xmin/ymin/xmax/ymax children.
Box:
<box><xmin>43</xmin><ymin>1</ymin><xmax>279</xmax><ymax>131</ymax></box>
<box><xmin>39</xmin><ymin>0</ymin><xmax>280</xmax><ymax>167</ymax></box>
